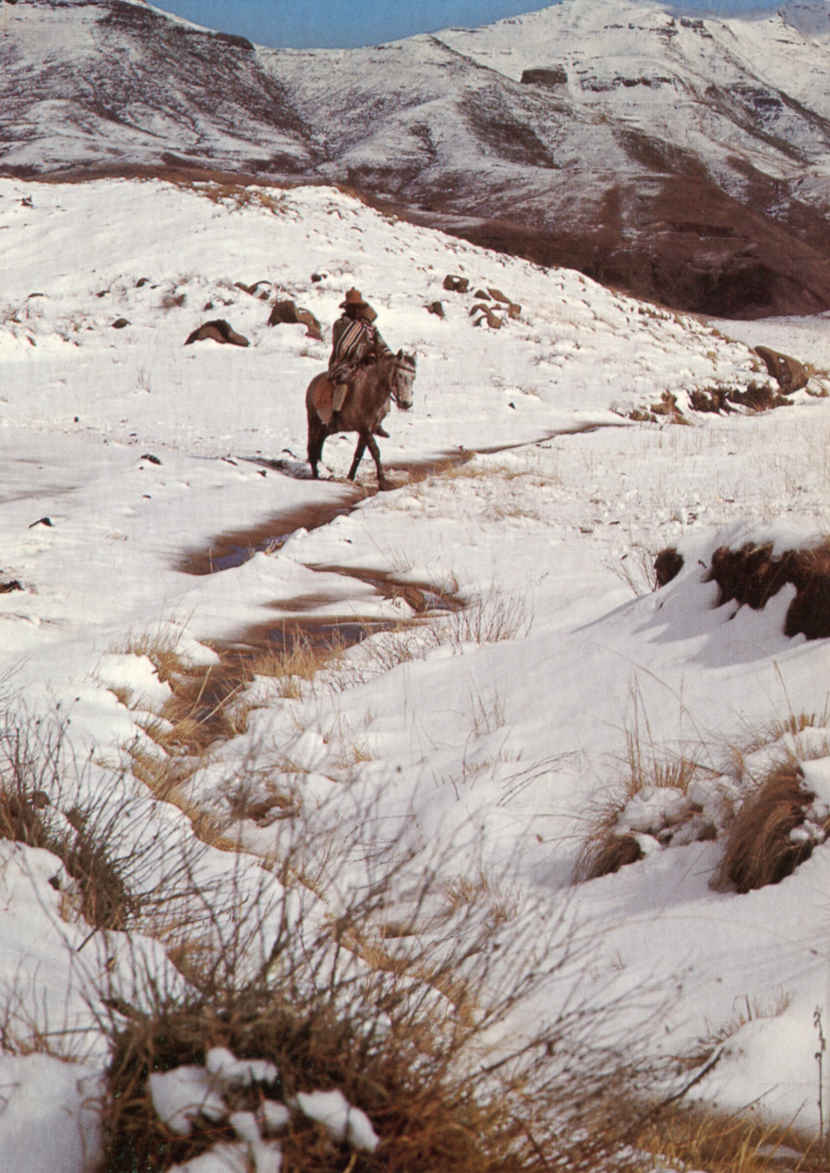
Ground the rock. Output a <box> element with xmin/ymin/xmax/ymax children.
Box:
<box><xmin>520</xmin><ymin>66</ymin><xmax>568</xmax><ymax>87</ymax></box>
<box><xmin>442</xmin><ymin>275</ymin><xmax>470</xmax><ymax>293</ymax></box>
<box><xmin>267</xmin><ymin>298</ymin><xmax>322</xmax><ymax>340</ymax></box>
<box><xmin>235</xmin><ymin>279</ymin><xmax>271</xmax><ymax>296</ymax></box>
<box><xmin>184</xmin><ymin>319</ymin><xmax>250</xmax><ymax>347</ymax></box>
<box><xmin>112</xmin><ymin>318</ymin><xmax>130</xmax><ymax>329</ymax></box>
<box><xmin>753</xmin><ymin>346</ymin><xmax>809</xmax><ymax>393</ymax></box>
<box><xmin>470</xmin><ymin>305</ymin><xmax>503</xmax><ymax>329</ymax></box>
<box><xmin>28</xmin><ymin>517</ymin><xmax>53</xmax><ymax>528</ymax></box>
<box><xmin>426</xmin><ymin>301</ymin><xmax>445</xmax><ymax>318</ymax></box>
<box><xmin>140</xmin><ymin>453</ymin><xmax>162</xmax><ymax>465</ymax></box>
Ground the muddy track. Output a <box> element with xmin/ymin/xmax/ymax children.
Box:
<box><xmin>164</xmin><ymin>423</ymin><xmax>623</xmax><ymax>750</ymax></box>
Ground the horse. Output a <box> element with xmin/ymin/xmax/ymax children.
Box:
<box><xmin>305</xmin><ymin>350</ymin><xmax>416</xmax><ymax>490</ymax></box>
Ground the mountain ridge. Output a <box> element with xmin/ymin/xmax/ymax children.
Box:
<box><xmin>3</xmin><ymin>0</ymin><xmax>830</xmax><ymax>316</ymax></box>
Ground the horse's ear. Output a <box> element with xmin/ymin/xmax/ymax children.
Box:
<box><xmin>396</xmin><ymin>348</ymin><xmax>403</xmax><ymax>358</ymax></box>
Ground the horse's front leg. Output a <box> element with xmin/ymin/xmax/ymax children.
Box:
<box><xmin>347</xmin><ymin>433</ymin><xmax>368</xmax><ymax>481</ymax></box>
<box><xmin>365</xmin><ymin>432</ymin><xmax>388</xmax><ymax>490</ymax></box>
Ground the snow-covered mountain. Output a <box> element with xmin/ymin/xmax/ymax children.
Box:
<box><xmin>2</xmin><ymin>0</ymin><xmax>830</xmax><ymax>315</ymax></box>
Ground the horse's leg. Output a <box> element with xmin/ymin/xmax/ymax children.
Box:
<box><xmin>365</xmin><ymin>433</ymin><xmax>388</xmax><ymax>490</ymax></box>
<box><xmin>347</xmin><ymin>433</ymin><xmax>368</xmax><ymax>481</ymax></box>
<box><xmin>307</xmin><ymin>415</ymin><xmax>326</xmax><ymax>479</ymax></box>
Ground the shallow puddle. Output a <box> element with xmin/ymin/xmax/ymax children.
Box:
<box><xmin>177</xmin><ymin>493</ymin><xmax>362</xmax><ymax>575</ymax></box>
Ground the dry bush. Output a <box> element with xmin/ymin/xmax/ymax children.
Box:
<box><xmin>98</xmin><ymin>813</ymin><xmax>687</xmax><ymax>1173</ymax></box>
<box><xmin>713</xmin><ymin>761</ymin><xmax>825</xmax><ymax>893</ymax></box>
<box><xmin>613</xmin><ymin>544</ymin><xmax>661</xmax><ymax>597</ymax></box>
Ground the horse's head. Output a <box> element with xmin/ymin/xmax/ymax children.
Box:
<box><xmin>390</xmin><ymin>349</ymin><xmax>416</xmax><ymax>411</ymax></box>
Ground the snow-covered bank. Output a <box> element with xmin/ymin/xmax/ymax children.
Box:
<box><xmin>1</xmin><ymin>174</ymin><xmax>830</xmax><ymax>1167</ymax></box>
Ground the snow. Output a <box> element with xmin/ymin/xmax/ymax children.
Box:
<box><xmin>294</xmin><ymin>1089</ymin><xmax>380</xmax><ymax>1151</ymax></box>
<box><xmin>1</xmin><ymin>170</ymin><xmax>830</xmax><ymax>1167</ymax></box>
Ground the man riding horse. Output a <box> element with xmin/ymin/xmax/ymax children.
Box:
<box><xmin>328</xmin><ymin>288</ymin><xmax>392</xmax><ymax>436</ymax></box>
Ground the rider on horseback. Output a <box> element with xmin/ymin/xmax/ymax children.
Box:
<box><xmin>329</xmin><ymin>288</ymin><xmax>393</xmax><ymax>435</ymax></box>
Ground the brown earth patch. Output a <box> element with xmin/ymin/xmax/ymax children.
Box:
<box><xmin>654</xmin><ymin>547</ymin><xmax>683</xmax><ymax>587</ymax></box>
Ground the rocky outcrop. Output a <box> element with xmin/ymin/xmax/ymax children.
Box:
<box><xmin>754</xmin><ymin>346</ymin><xmax>809</xmax><ymax>393</ymax></box>
<box><xmin>520</xmin><ymin>66</ymin><xmax>568</xmax><ymax>87</ymax></box>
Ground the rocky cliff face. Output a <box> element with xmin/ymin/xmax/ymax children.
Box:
<box><xmin>2</xmin><ymin>0</ymin><xmax>829</xmax><ymax>317</ymax></box>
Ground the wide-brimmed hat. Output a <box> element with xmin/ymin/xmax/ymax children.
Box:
<box><xmin>340</xmin><ymin>287</ymin><xmax>369</xmax><ymax>309</ymax></box>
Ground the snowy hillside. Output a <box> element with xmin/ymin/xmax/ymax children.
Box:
<box><xmin>3</xmin><ymin>0</ymin><xmax>830</xmax><ymax>315</ymax></box>
<box><xmin>2</xmin><ymin>173</ymin><xmax>830</xmax><ymax>1168</ymax></box>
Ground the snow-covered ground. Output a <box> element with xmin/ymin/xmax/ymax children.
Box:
<box><xmin>1</xmin><ymin>174</ymin><xmax>830</xmax><ymax>1169</ymax></box>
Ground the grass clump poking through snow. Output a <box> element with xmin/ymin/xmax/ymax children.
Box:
<box><xmin>714</xmin><ymin>760</ymin><xmax>830</xmax><ymax>893</ymax></box>
<box><xmin>637</xmin><ymin>1103</ymin><xmax>826</xmax><ymax>1173</ymax></box>
<box><xmin>575</xmin><ymin>698</ymin><xmax>830</xmax><ymax>891</ymax></box>
<box><xmin>574</xmin><ymin>724</ymin><xmax>717</xmax><ymax>883</ymax></box>
<box><xmin>98</xmin><ymin>810</ymin><xmax>684</xmax><ymax>1172</ymax></box>
<box><xmin>0</xmin><ymin>711</ymin><xmax>217</xmax><ymax>937</ymax></box>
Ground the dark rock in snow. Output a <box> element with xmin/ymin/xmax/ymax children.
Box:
<box><xmin>185</xmin><ymin>319</ymin><xmax>250</xmax><ymax>347</ymax></box>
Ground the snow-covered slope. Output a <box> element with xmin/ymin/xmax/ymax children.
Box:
<box><xmin>3</xmin><ymin>0</ymin><xmax>830</xmax><ymax>316</ymax></box>
<box><xmin>2</xmin><ymin>173</ymin><xmax>830</xmax><ymax>1166</ymax></box>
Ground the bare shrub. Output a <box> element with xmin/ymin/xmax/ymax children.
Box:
<box><xmin>97</xmin><ymin>811</ymin><xmax>686</xmax><ymax>1173</ymax></box>
<box><xmin>613</xmin><ymin>544</ymin><xmax>661</xmax><ymax>597</ymax></box>
<box><xmin>445</xmin><ymin>590</ymin><xmax>532</xmax><ymax>647</ymax></box>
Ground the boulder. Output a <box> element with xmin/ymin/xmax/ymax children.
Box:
<box><xmin>753</xmin><ymin>346</ymin><xmax>809</xmax><ymax>393</ymax></box>
<box><xmin>442</xmin><ymin>275</ymin><xmax>470</xmax><ymax>293</ymax></box>
<box><xmin>267</xmin><ymin>298</ymin><xmax>322</xmax><ymax>340</ymax></box>
<box><xmin>470</xmin><ymin>304</ymin><xmax>503</xmax><ymax>329</ymax></box>
<box><xmin>235</xmin><ymin>280</ymin><xmax>272</xmax><ymax>297</ymax></box>
<box><xmin>426</xmin><ymin>300</ymin><xmax>445</xmax><ymax>318</ymax></box>
<box><xmin>184</xmin><ymin>319</ymin><xmax>250</xmax><ymax>347</ymax></box>
<box><xmin>488</xmin><ymin>287</ymin><xmax>521</xmax><ymax>317</ymax></box>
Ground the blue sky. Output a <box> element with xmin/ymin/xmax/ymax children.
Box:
<box><xmin>151</xmin><ymin>0</ymin><xmax>782</xmax><ymax>50</ymax></box>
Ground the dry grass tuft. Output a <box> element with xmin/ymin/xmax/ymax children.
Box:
<box><xmin>575</xmin><ymin>719</ymin><xmax>713</xmax><ymax>883</ymax></box>
<box><xmin>713</xmin><ymin>761</ymin><xmax>824</xmax><ymax>893</ymax></box>
<box><xmin>638</xmin><ymin>1103</ymin><xmax>823</xmax><ymax>1173</ymax></box>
